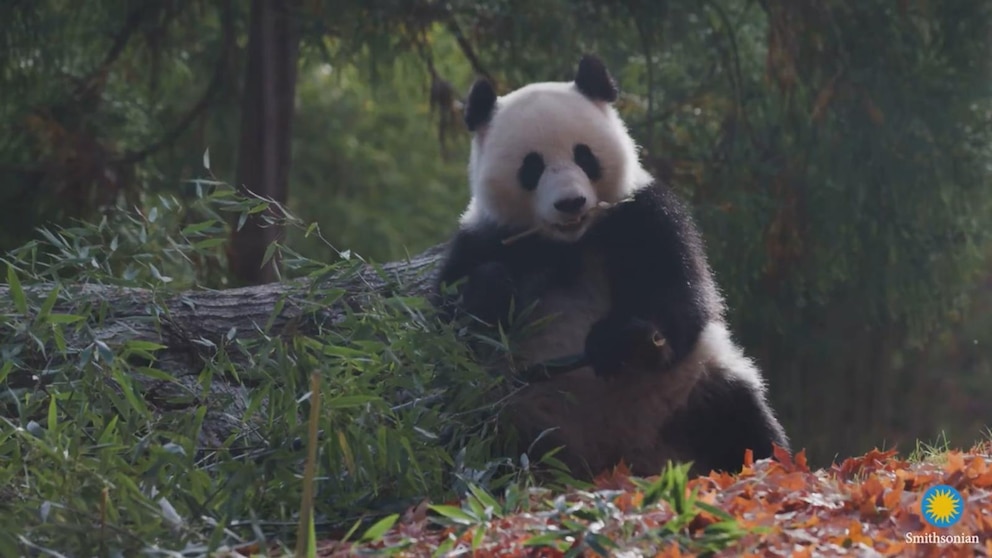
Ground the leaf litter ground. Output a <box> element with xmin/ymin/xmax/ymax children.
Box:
<box><xmin>245</xmin><ymin>444</ymin><xmax>992</xmax><ymax>557</ymax></box>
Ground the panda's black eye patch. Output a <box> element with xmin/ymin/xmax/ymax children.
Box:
<box><xmin>518</xmin><ymin>152</ymin><xmax>545</xmax><ymax>191</ymax></box>
<box><xmin>573</xmin><ymin>144</ymin><xmax>601</xmax><ymax>181</ymax></box>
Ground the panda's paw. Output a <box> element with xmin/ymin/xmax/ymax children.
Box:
<box><xmin>585</xmin><ymin>314</ymin><xmax>675</xmax><ymax>378</ymax></box>
<box><xmin>461</xmin><ymin>262</ymin><xmax>516</xmax><ymax>326</ymax></box>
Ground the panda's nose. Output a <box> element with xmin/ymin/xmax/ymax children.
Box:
<box><xmin>554</xmin><ymin>196</ymin><xmax>587</xmax><ymax>214</ymax></box>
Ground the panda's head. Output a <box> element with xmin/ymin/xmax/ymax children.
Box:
<box><xmin>459</xmin><ymin>55</ymin><xmax>652</xmax><ymax>242</ymax></box>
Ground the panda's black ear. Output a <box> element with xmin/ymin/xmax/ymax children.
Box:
<box><xmin>574</xmin><ymin>54</ymin><xmax>618</xmax><ymax>103</ymax></box>
<box><xmin>464</xmin><ymin>78</ymin><xmax>497</xmax><ymax>131</ymax></box>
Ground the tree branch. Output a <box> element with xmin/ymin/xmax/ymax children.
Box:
<box><xmin>114</xmin><ymin>1</ymin><xmax>235</xmax><ymax>165</ymax></box>
<box><xmin>96</xmin><ymin>2</ymin><xmax>159</xmax><ymax>77</ymax></box>
<box><xmin>444</xmin><ymin>16</ymin><xmax>495</xmax><ymax>86</ymax></box>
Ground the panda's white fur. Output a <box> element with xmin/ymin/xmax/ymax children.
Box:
<box><xmin>438</xmin><ymin>55</ymin><xmax>788</xmax><ymax>478</ymax></box>
<box><xmin>461</xmin><ymin>81</ymin><xmax>652</xmax><ymax>242</ymax></box>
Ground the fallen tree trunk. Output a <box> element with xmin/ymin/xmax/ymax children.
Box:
<box><xmin>1</xmin><ymin>244</ymin><xmax>447</xmax><ymax>446</ymax></box>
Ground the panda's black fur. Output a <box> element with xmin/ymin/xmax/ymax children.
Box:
<box><xmin>435</xmin><ymin>55</ymin><xmax>789</xmax><ymax>479</ymax></box>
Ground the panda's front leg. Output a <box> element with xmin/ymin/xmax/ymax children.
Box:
<box><xmin>584</xmin><ymin>313</ymin><xmax>676</xmax><ymax>378</ymax></box>
<box><xmin>583</xmin><ymin>185</ymin><xmax>717</xmax><ymax>379</ymax></box>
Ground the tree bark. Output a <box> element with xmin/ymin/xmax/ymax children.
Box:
<box><xmin>228</xmin><ymin>0</ymin><xmax>302</xmax><ymax>285</ymax></box>
<box><xmin>2</xmin><ymin>244</ymin><xmax>447</xmax><ymax>447</ymax></box>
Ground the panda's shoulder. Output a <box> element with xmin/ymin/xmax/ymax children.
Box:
<box><xmin>592</xmin><ymin>181</ymin><xmax>701</xmax><ymax>241</ymax></box>
<box><xmin>626</xmin><ymin>182</ymin><xmax>697</xmax><ymax>223</ymax></box>
<box><xmin>450</xmin><ymin>219</ymin><xmax>507</xmax><ymax>250</ymax></box>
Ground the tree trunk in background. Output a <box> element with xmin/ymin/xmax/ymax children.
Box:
<box><xmin>229</xmin><ymin>0</ymin><xmax>302</xmax><ymax>285</ymax></box>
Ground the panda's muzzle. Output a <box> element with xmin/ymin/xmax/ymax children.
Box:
<box><xmin>550</xmin><ymin>195</ymin><xmax>592</xmax><ymax>234</ymax></box>
<box><xmin>553</xmin><ymin>195</ymin><xmax>587</xmax><ymax>215</ymax></box>
<box><xmin>553</xmin><ymin>220</ymin><xmax>585</xmax><ymax>234</ymax></box>
<box><xmin>536</xmin><ymin>166</ymin><xmax>596</xmax><ymax>235</ymax></box>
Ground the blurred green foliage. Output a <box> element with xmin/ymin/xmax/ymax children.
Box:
<box><xmin>288</xmin><ymin>38</ymin><xmax>474</xmax><ymax>262</ymax></box>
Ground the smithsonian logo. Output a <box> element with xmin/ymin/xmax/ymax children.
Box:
<box><xmin>905</xmin><ymin>484</ymin><xmax>978</xmax><ymax>545</ymax></box>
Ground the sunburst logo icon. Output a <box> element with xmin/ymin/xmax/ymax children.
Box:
<box><xmin>921</xmin><ymin>484</ymin><xmax>964</xmax><ymax>528</ymax></box>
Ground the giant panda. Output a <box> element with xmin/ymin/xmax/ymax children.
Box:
<box><xmin>435</xmin><ymin>54</ymin><xmax>789</xmax><ymax>479</ymax></box>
